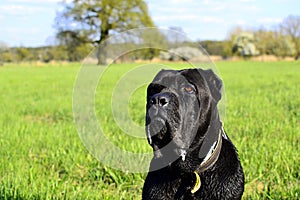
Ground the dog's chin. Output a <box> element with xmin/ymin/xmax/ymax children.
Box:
<box><xmin>147</xmin><ymin>117</ymin><xmax>166</xmax><ymax>134</ymax></box>
<box><xmin>152</xmin><ymin>148</ymin><xmax>195</xmax><ymax>173</ymax></box>
<box><xmin>167</xmin><ymin>156</ymin><xmax>193</xmax><ymax>173</ymax></box>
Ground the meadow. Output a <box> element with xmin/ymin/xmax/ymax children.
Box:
<box><xmin>0</xmin><ymin>61</ymin><xmax>299</xmax><ymax>199</ymax></box>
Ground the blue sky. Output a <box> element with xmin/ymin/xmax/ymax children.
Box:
<box><xmin>0</xmin><ymin>0</ymin><xmax>299</xmax><ymax>47</ymax></box>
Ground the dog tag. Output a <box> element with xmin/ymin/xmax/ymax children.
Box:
<box><xmin>191</xmin><ymin>172</ymin><xmax>201</xmax><ymax>193</ymax></box>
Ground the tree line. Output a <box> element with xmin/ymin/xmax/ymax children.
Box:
<box><xmin>1</xmin><ymin>0</ymin><xmax>300</xmax><ymax>64</ymax></box>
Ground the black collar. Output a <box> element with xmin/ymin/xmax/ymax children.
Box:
<box><xmin>191</xmin><ymin>127</ymin><xmax>224</xmax><ymax>193</ymax></box>
<box><xmin>197</xmin><ymin>128</ymin><xmax>222</xmax><ymax>173</ymax></box>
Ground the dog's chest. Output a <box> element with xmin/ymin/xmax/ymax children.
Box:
<box><xmin>144</xmin><ymin>176</ymin><xmax>200</xmax><ymax>200</ymax></box>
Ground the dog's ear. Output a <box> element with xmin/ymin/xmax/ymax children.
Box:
<box><xmin>201</xmin><ymin>69</ymin><xmax>223</xmax><ymax>102</ymax></box>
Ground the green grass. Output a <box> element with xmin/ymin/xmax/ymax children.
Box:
<box><xmin>0</xmin><ymin>61</ymin><xmax>299</xmax><ymax>199</ymax></box>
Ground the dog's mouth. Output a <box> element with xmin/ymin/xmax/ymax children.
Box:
<box><xmin>146</xmin><ymin>105</ymin><xmax>189</xmax><ymax>164</ymax></box>
<box><xmin>147</xmin><ymin>117</ymin><xmax>165</xmax><ymax>135</ymax></box>
<box><xmin>147</xmin><ymin>120</ymin><xmax>188</xmax><ymax>161</ymax></box>
<box><xmin>146</xmin><ymin>116</ymin><xmax>168</xmax><ymax>144</ymax></box>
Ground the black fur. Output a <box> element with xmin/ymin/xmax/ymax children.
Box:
<box><xmin>143</xmin><ymin>68</ymin><xmax>244</xmax><ymax>200</ymax></box>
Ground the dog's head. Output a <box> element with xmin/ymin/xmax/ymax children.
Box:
<box><xmin>145</xmin><ymin>68</ymin><xmax>223</xmax><ymax>172</ymax></box>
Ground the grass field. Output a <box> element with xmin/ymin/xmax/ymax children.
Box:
<box><xmin>0</xmin><ymin>61</ymin><xmax>299</xmax><ymax>199</ymax></box>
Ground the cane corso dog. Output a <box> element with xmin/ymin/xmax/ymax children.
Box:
<box><xmin>142</xmin><ymin>68</ymin><xmax>244</xmax><ymax>200</ymax></box>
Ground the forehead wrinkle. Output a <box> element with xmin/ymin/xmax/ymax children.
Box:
<box><xmin>151</xmin><ymin>70</ymin><xmax>198</xmax><ymax>96</ymax></box>
<box><xmin>152</xmin><ymin>70</ymin><xmax>177</xmax><ymax>82</ymax></box>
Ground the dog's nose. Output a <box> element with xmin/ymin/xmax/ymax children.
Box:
<box><xmin>150</xmin><ymin>93</ymin><xmax>170</xmax><ymax>107</ymax></box>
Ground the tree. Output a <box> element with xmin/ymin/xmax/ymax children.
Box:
<box><xmin>0</xmin><ymin>41</ymin><xmax>9</xmax><ymax>65</ymax></box>
<box><xmin>232</xmin><ymin>32</ymin><xmax>259</xmax><ymax>58</ymax></box>
<box><xmin>55</xmin><ymin>0</ymin><xmax>154</xmax><ymax>64</ymax></box>
<box><xmin>270</xmin><ymin>30</ymin><xmax>295</xmax><ymax>59</ymax></box>
<box><xmin>199</xmin><ymin>40</ymin><xmax>227</xmax><ymax>57</ymax></box>
<box><xmin>56</xmin><ymin>30</ymin><xmax>92</xmax><ymax>62</ymax></box>
<box><xmin>160</xmin><ymin>47</ymin><xmax>204</xmax><ymax>61</ymax></box>
<box><xmin>225</xmin><ymin>26</ymin><xmax>244</xmax><ymax>57</ymax></box>
<box><xmin>280</xmin><ymin>15</ymin><xmax>300</xmax><ymax>59</ymax></box>
<box><xmin>254</xmin><ymin>28</ymin><xmax>273</xmax><ymax>57</ymax></box>
<box><xmin>134</xmin><ymin>28</ymin><xmax>167</xmax><ymax>60</ymax></box>
<box><xmin>15</xmin><ymin>47</ymin><xmax>30</xmax><ymax>62</ymax></box>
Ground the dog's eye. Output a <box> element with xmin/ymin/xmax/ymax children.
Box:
<box><xmin>184</xmin><ymin>85</ymin><xmax>196</xmax><ymax>93</ymax></box>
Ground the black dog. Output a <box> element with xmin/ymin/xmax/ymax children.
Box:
<box><xmin>142</xmin><ymin>68</ymin><xmax>244</xmax><ymax>200</ymax></box>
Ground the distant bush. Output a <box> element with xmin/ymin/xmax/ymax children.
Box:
<box><xmin>160</xmin><ymin>46</ymin><xmax>204</xmax><ymax>61</ymax></box>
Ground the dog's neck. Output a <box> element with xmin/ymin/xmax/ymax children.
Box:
<box><xmin>190</xmin><ymin>108</ymin><xmax>224</xmax><ymax>194</ymax></box>
<box><xmin>198</xmin><ymin>106</ymin><xmax>222</xmax><ymax>161</ymax></box>
<box><xmin>196</xmin><ymin>128</ymin><xmax>222</xmax><ymax>173</ymax></box>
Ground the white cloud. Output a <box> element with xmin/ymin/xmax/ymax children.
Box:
<box><xmin>201</xmin><ymin>16</ymin><xmax>225</xmax><ymax>23</ymax></box>
<box><xmin>201</xmin><ymin>0</ymin><xmax>228</xmax><ymax>11</ymax></box>
<box><xmin>246</xmin><ymin>5</ymin><xmax>260</xmax><ymax>12</ymax></box>
<box><xmin>2</xmin><ymin>26</ymin><xmax>40</xmax><ymax>34</ymax></box>
<box><xmin>169</xmin><ymin>0</ymin><xmax>180</xmax><ymax>3</ymax></box>
<box><xmin>1</xmin><ymin>5</ymin><xmax>28</xmax><ymax>11</ymax></box>
<box><xmin>236</xmin><ymin>19</ymin><xmax>246</xmax><ymax>26</ymax></box>
<box><xmin>153</xmin><ymin>14</ymin><xmax>224</xmax><ymax>24</ymax></box>
<box><xmin>169</xmin><ymin>0</ymin><xmax>194</xmax><ymax>4</ymax></box>
<box><xmin>273</xmin><ymin>0</ymin><xmax>293</xmax><ymax>2</ymax></box>
<box><xmin>198</xmin><ymin>0</ymin><xmax>260</xmax><ymax>12</ymax></box>
<box><xmin>0</xmin><ymin>5</ymin><xmax>31</xmax><ymax>15</ymax></box>
<box><xmin>6</xmin><ymin>0</ymin><xmax>71</xmax><ymax>3</ymax></box>
<box><xmin>202</xmin><ymin>0</ymin><xmax>213</xmax><ymax>5</ymax></box>
<box><xmin>258</xmin><ymin>17</ymin><xmax>282</xmax><ymax>24</ymax></box>
<box><xmin>240</xmin><ymin>0</ymin><xmax>257</xmax><ymax>2</ymax></box>
<box><xmin>0</xmin><ymin>3</ymin><xmax>52</xmax><ymax>15</ymax></box>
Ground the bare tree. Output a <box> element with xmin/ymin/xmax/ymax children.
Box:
<box><xmin>280</xmin><ymin>15</ymin><xmax>300</xmax><ymax>59</ymax></box>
